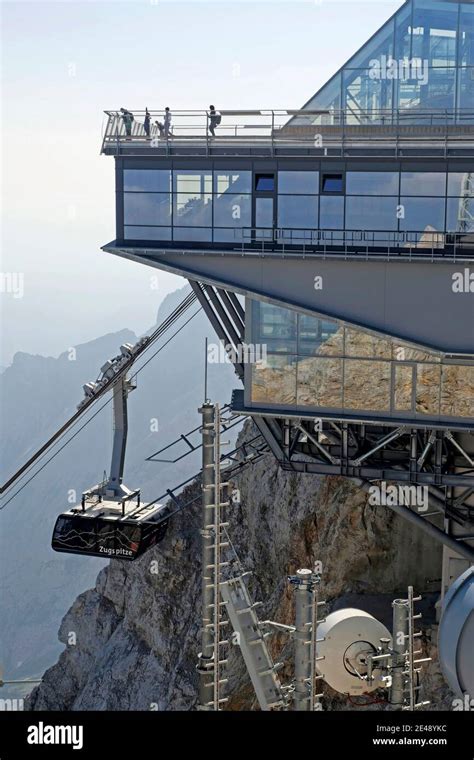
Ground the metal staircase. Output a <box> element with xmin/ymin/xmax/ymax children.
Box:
<box><xmin>220</xmin><ymin>574</ymin><xmax>286</xmax><ymax>711</ymax></box>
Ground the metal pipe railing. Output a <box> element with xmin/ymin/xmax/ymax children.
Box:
<box><xmin>102</xmin><ymin>107</ymin><xmax>474</xmax><ymax>148</ymax></box>
<box><xmin>237</xmin><ymin>227</ymin><xmax>472</xmax><ymax>260</ymax></box>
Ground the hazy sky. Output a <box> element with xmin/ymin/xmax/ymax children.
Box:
<box><xmin>1</xmin><ymin>0</ymin><xmax>403</xmax><ymax>364</ymax></box>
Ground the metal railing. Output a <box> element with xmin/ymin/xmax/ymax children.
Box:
<box><xmin>101</xmin><ymin>108</ymin><xmax>474</xmax><ymax>156</ymax></box>
<box><xmin>119</xmin><ymin>224</ymin><xmax>473</xmax><ymax>261</ymax></box>
<box><xmin>235</xmin><ymin>226</ymin><xmax>473</xmax><ymax>261</ymax></box>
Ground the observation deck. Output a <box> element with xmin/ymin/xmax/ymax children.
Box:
<box><xmin>102</xmin><ymin>106</ymin><xmax>474</xmax><ymax>356</ymax></box>
<box><xmin>101</xmin><ymin>108</ymin><xmax>474</xmax><ymax>160</ymax></box>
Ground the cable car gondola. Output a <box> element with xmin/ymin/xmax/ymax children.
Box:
<box><xmin>52</xmin><ymin>498</ymin><xmax>169</xmax><ymax>560</ymax></box>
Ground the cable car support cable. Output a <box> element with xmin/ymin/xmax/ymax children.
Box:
<box><xmin>0</xmin><ymin>293</ymin><xmax>200</xmax><ymax>504</ymax></box>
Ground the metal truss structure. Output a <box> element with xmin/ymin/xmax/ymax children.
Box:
<box><xmin>188</xmin><ymin>280</ymin><xmax>474</xmax><ymax>564</ymax></box>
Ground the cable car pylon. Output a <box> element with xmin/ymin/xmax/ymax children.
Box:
<box><xmin>0</xmin><ymin>291</ymin><xmax>199</xmax><ymax>498</ymax></box>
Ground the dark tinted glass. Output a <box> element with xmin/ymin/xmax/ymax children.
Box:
<box><xmin>255</xmin><ymin>174</ymin><xmax>275</xmax><ymax>192</ymax></box>
<box><xmin>322</xmin><ymin>174</ymin><xmax>343</xmax><ymax>193</ymax></box>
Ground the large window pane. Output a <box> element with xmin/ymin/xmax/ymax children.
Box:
<box><xmin>256</xmin><ymin>197</ymin><xmax>273</xmax><ymax>229</ymax></box>
<box><xmin>416</xmin><ymin>363</ymin><xmax>440</xmax><ymax>415</ymax></box>
<box><xmin>297</xmin><ymin>357</ymin><xmax>343</xmax><ymax>408</ymax></box>
<box><xmin>459</xmin><ymin>6</ymin><xmax>474</xmax><ymax>67</ymax></box>
<box><xmin>320</xmin><ymin>196</ymin><xmax>344</xmax><ymax>230</ymax></box>
<box><xmin>396</xmin><ymin>69</ymin><xmax>456</xmax><ymax>115</ymax></box>
<box><xmin>213</xmin><ymin>228</ymin><xmax>246</xmax><ymax>243</ymax></box>
<box><xmin>344</xmin><ymin>360</ymin><xmax>391</xmax><ymax>411</ymax></box>
<box><xmin>397</xmin><ymin>78</ymin><xmax>424</xmax><ymax>113</ymax></box>
<box><xmin>298</xmin><ymin>315</ymin><xmax>342</xmax><ymax>356</ymax></box>
<box><xmin>412</xmin><ymin>0</ymin><xmax>458</xmax><ymax>67</ymax></box>
<box><xmin>343</xmin><ymin>69</ymin><xmax>393</xmax><ymax>121</ymax></box>
<box><xmin>441</xmin><ymin>365</ymin><xmax>474</xmax><ymax>418</ymax></box>
<box><xmin>447</xmin><ymin>197</ymin><xmax>474</xmax><ymax>233</ymax></box>
<box><xmin>345</xmin><ymin>328</ymin><xmax>392</xmax><ymax>359</ymax></box>
<box><xmin>251</xmin><ymin>355</ymin><xmax>297</xmax><ymax>405</ymax></box>
<box><xmin>399</xmin><ymin>197</ymin><xmax>445</xmax><ymax>232</ymax></box>
<box><xmin>392</xmin><ymin>343</ymin><xmax>440</xmax><ymax>363</ymax></box>
<box><xmin>278</xmin><ymin>171</ymin><xmax>319</xmax><ymax>195</ymax></box>
<box><xmin>448</xmin><ymin>172</ymin><xmax>474</xmax><ymax>197</ymax></box>
<box><xmin>173</xmin><ymin>227</ymin><xmax>212</xmax><ymax>242</ymax></box>
<box><xmin>458</xmin><ymin>68</ymin><xmax>474</xmax><ymax>113</ymax></box>
<box><xmin>313</xmin><ymin>74</ymin><xmax>342</xmax><ymax>112</ymax></box>
<box><xmin>346</xmin><ymin>172</ymin><xmax>399</xmax><ymax>195</ymax></box>
<box><xmin>174</xmin><ymin>193</ymin><xmax>212</xmax><ymax>226</ymax></box>
<box><xmin>214</xmin><ymin>193</ymin><xmax>251</xmax><ymax>228</ymax></box>
<box><xmin>278</xmin><ymin>195</ymin><xmax>318</xmax><ymax>229</ymax></box>
<box><xmin>124</xmin><ymin>226</ymin><xmax>171</xmax><ymax>241</ymax></box>
<box><xmin>252</xmin><ymin>302</ymin><xmax>297</xmax><ymax>353</ymax></box>
<box><xmin>401</xmin><ymin>172</ymin><xmax>446</xmax><ymax>195</ymax></box>
<box><xmin>294</xmin><ymin>74</ymin><xmax>341</xmax><ymax>125</ymax></box>
<box><xmin>124</xmin><ymin>169</ymin><xmax>171</xmax><ymax>192</ymax></box>
<box><xmin>395</xmin><ymin>1</ymin><xmax>412</xmax><ymax>60</ymax></box>
<box><xmin>124</xmin><ymin>193</ymin><xmax>171</xmax><ymax>225</ymax></box>
<box><xmin>173</xmin><ymin>170</ymin><xmax>212</xmax><ymax>194</ymax></box>
<box><xmin>345</xmin><ymin>197</ymin><xmax>398</xmax><ymax>231</ymax></box>
<box><xmin>424</xmin><ymin>67</ymin><xmax>456</xmax><ymax>109</ymax></box>
<box><xmin>214</xmin><ymin>171</ymin><xmax>251</xmax><ymax>194</ymax></box>
<box><xmin>394</xmin><ymin>364</ymin><xmax>414</xmax><ymax>412</ymax></box>
<box><xmin>279</xmin><ymin>229</ymin><xmax>319</xmax><ymax>245</ymax></box>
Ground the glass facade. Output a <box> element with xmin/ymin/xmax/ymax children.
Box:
<box><xmin>298</xmin><ymin>0</ymin><xmax>474</xmax><ymax>124</ymax></box>
<box><xmin>121</xmin><ymin>165</ymin><xmax>474</xmax><ymax>245</ymax></box>
<box><xmin>123</xmin><ymin>168</ymin><xmax>252</xmax><ymax>243</ymax></box>
<box><xmin>249</xmin><ymin>300</ymin><xmax>474</xmax><ymax>421</ymax></box>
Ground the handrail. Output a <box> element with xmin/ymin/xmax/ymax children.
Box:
<box><xmin>101</xmin><ymin>107</ymin><xmax>474</xmax><ymax>158</ymax></box>
<box><xmin>103</xmin><ymin>107</ymin><xmax>474</xmax><ymax>137</ymax></box>
<box><xmin>234</xmin><ymin>226</ymin><xmax>473</xmax><ymax>261</ymax></box>
<box><xmin>117</xmin><ymin>225</ymin><xmax>473</xmax><ymax>261</ymax></box>
<box><xmin>104</xmin><ymin>108</ymin><xmax>474</xmax><ymax>117</ymax></box>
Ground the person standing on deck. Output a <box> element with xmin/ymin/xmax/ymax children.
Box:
<box><xmin>155</xmin><ymin>120</ymin><xmax>165</xmax><ymax>138</ymax></box>
<box><xmin>120</xmin><ymin>108</ymin><xmax>134</xmax><ymax>140</ymax></box>
<box><xmin>208</xmin><ymin>105</ymin><xmax>220</xmax><ymax>137</ymax></box>
<box><xmin>163</xmin><ymin>107</ymin><xmax>172</xmax><ymax>138</ymax></box>
<box><xmin>144</xmin><ymin>108</ymin><xmax>151</xmax><ymax>139</ymax></box>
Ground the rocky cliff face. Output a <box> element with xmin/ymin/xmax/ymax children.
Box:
<box><xmin>27</xmin><ymin>421</ymin><xmax>452</xmax><ymax>711</ymax></box>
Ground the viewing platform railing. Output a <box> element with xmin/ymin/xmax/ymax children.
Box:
<box><xmin>235</xmin><ymin>227</ymin><xmax>473</xmax><ymax>261</ymax></box>
<box><xmin>118</xmin><ymin>227</ymin><xmax>473</xmax><ymax>262</ymax></box>
<box><xmin>102</xmin><ymin>108</ymin><xmax>474</xmax><ymax>157</ymax></box>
